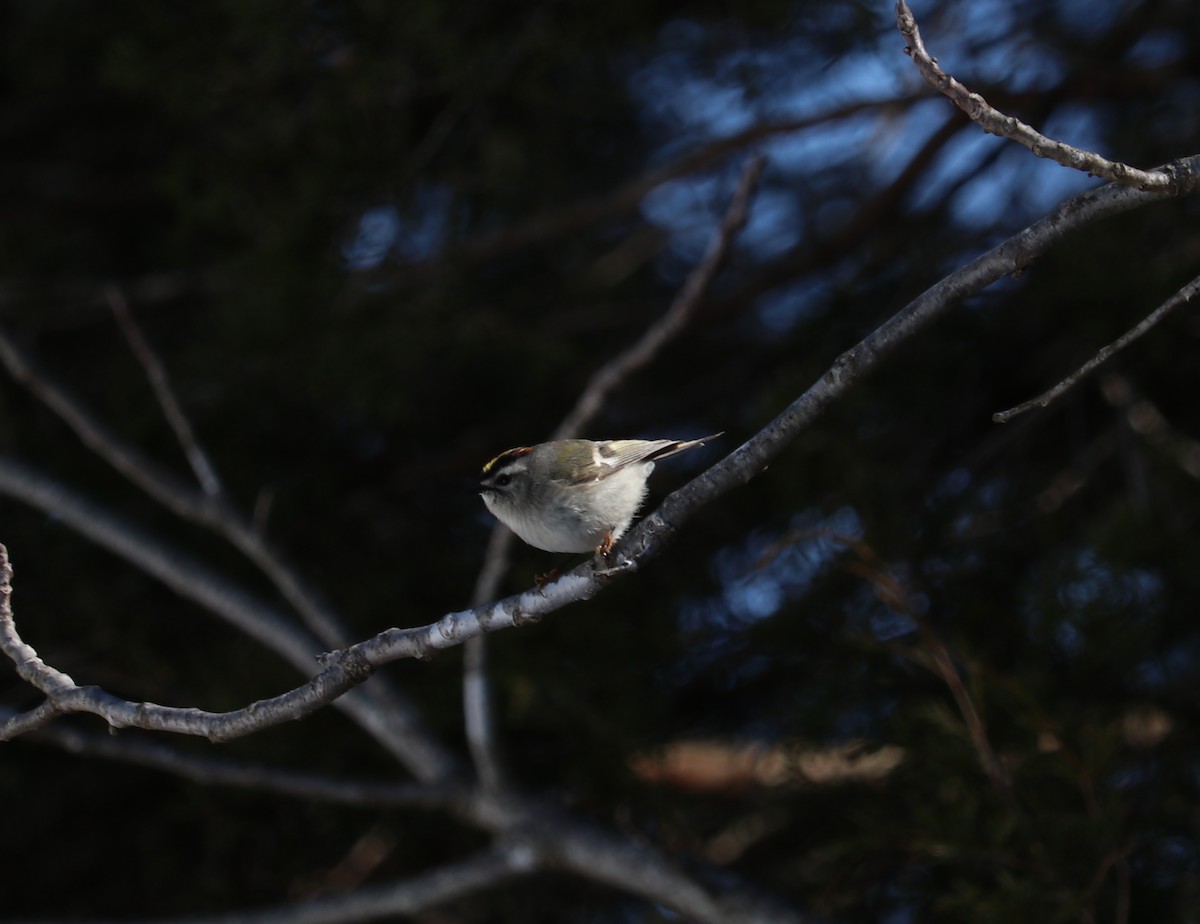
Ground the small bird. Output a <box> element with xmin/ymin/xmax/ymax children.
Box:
<box><xmin>480</xmin><ymin>435</ymin><xmax>721</xmax><ymax>554</ymax></box>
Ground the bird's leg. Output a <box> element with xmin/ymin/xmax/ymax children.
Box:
<box><xmin>534</xmin><ymin>567</ymin><xmax>560</xmax><ymax>592</ymax></box>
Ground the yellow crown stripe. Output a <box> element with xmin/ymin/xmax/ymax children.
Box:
<box><xmin>481</xmin><ymin>445</ymin><xmax>532</xmax><ymax>474</ymax></box>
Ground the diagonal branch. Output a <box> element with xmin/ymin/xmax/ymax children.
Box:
<box><xmin>645</xmin><ymin>155</ymin><xmax>1199</xmax><ymax>554</ymax></box>
<box><xmin>10</xmin><ymin>714</ymin><xmax>471</xmax><ymax>809</ymax></box>
<box><xmin>993</xmin><ymin>272</ymin><xmax>1200</xmax><ymax>423</ymax></box>
<box><xmin>0</xmin><ymin>323</ymin><xmax>351</xmax><ymax>644</ymax></box>
<box><xmin>106</xmin><ymin>285</ymin><xmax>224</xmax><ymax>497</ymax></box>
<box><xmin>896</xmin><ymin>0</ymin><xmax>1189</xmax><ymax>194</ymax></box>
<box><xmin>0</xmin><ymin>317</ymin><xmax>349</xmax><ymax>652</ymax></box>
<box><xmin>0</xmin><ymin>467</ymin><xmax>456</xmax><ymax>779</ymax></box>
<box><xmin>553</xmin><ymin>153</ymin><xmax>767</xmax><ymax>440</ymax></box>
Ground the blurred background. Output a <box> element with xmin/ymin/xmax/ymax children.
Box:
<box><xmin>2</xmin><ymin>0</ymin><xmax>1199</xmax><ymax>921</ymax></box>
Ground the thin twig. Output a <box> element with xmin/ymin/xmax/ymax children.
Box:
<box><xmin>106</xmin><ymin>285</ymin><xmax>224</xmax><ymax>497</ymax></box>
<box><xmin>839</xmin><ymin>538</ymin><xmax>1015</xmax><ymax>801</ymax></box>
<box><xmin>0</xmin><ymin>317</ymin><xmax>344</xmax><ymax>645</ymax></box>
<box><xmin>0</xmin><ymin>325</ymin><xmax>202</xmax><ymax>519</ymax></box>
<box><xmin>14</xmin><ymin>715</ymin><xmax>469</xmax><ymax>809</ymax></box>
<box><xmin>913</xmin><ymin>627</ymin><xmax>1012</xmax><ymax>796</ymax></box>
<box><xmin>896</xmin><ymin>0</ymin><xmax>1184</xmax><ymax>194</ymax></box>
<box><xmin>554</xmin><ymin>154</ymin><xmax>767</xmax><ymax>440</ymax></box>
<box><xmin>994</xmin><ymin>272</ymin><xmax>1200</xmax><ymax>423</ymax></box>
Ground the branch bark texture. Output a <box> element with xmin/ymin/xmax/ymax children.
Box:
<box><xmin>896</xmin><ymin>0</ymin><xmax>1193</xmax><ymax>195</ymax></box>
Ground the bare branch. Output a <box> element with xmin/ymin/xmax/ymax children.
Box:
<box><xmin>895</xmin><ymin>0</ymin><xmax>1187</xmax><ymax>194</ymax></box>
<box><xmin>0</xmin><ymin>268</ymin><xmax>227</xmax><ymax>330</ymax></box>
<box><xmin>0</xmin><ymin>573</ymin><xmax>368</xmax><ymax>739</ymax></box>
<box><xmin>647</xmin><ymin>155</ymin><xmax>1199</xmax><ymax>552</ymax></box>
<box><xmin>105</xmin><ymin>285</ymin><xmax>224</xmax><ymax>497</ymax></box>
<box><xmin>913</xmin><ymin>628</ymin><xmax>1012</xmax><ymax>795</ymax></box>
<box><xmin>12</xmin><ymin>715</ymin><xmax>470</xmax><ymax>809</ymax></box>
<box><xmin>0</xmin><ymin>473</ymin><xmax>455</xmax><ymax>778</ymax></box>
<box><xmin>0</xmin><ymin>326</ymin><xmax>202</xmax><ymax>520</ymax></box>
<box><xmin>839</xmin><ymin>538</ymin><xmax>1014</xmax><ymax>799</ymax></box>
<box><xmin>462</xmin><ymin>604</ymin><xmax>506</xmax><ymax>792</ymax></box>
<box><xmin>0</xmin><ymin>319</ymin><xmax>342</xmax><ymax>646</ymax></box>
<box><xmin>0</xmin><ymin>523</ymin><xmax>611</xmax><ymax>741</ymax></box>
<box><xmin>994</xmin><ymin>272</ymin><xmax>1200</xmax><ymax>423</ymax></box>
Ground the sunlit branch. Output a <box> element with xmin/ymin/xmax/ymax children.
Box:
<box><xmin>3</xmin><ymin>529</ymin><xmax>794</xmax><ymax>924</ymax></box>
<box><xmin>994</xmin><ymin>272</ymin><xmax>1200</xmax><ymax>423</ymax></box>
<box><xmin>0</xmin><ymin>529</ymin><xmax>611</xmax><ymax>741</ymax></box>
<box><xmin>896</xmin><ymin>0</ymin><xmax>1189</xmax><ymax>194</ymax></box>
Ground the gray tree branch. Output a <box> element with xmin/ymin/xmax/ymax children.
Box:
<box><xmin>6</xmin><ymin>713</ymin><xmax>471</xmax><ymax>809</ymax></box>
<box><xmin>994</xmin><ymin>272</ymin><xmax>1200</xmax><ymax>423</ymax></box>
<box><xmin>0</xmin><ymin>464</ymin><xmax>455</xmax><ymax>778</ymax></box>
<box><xmin>0</xmin><ymin>327</ymin><xmax>457</xmax><ymax>780</ymax></box>
<box><xmin>896</xmin><ymin>0</ymin><xmax>1190</xmax><ymax>194</ymax></box>
<box><xmin>552</xmin><ymin>153</ymin><xmax>767</xmax><ymax>441</ymax></box>
<box><xmin>105</xmin><ymin>285</ymin><xmax>225</xmax><ymax>497</ymax></box>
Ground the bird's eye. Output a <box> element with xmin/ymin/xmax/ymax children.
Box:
<box><xmin>495</xmin><ymin>473</ymin><xmax>512</xmax><ymax>487</ymax></box>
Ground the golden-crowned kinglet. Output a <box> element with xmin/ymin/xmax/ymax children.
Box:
<box><xmin>480</xmin><ymin>435</ymin><xmax>721</xmax><ymax>554</ymax></box>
